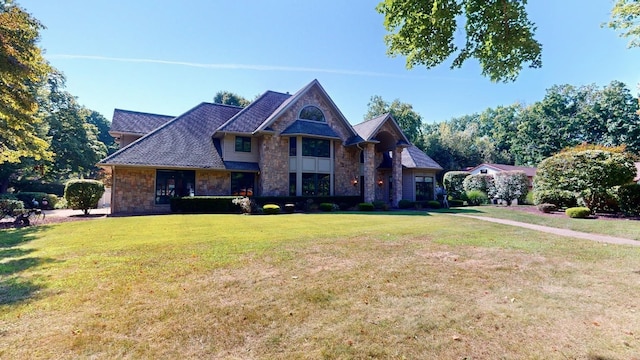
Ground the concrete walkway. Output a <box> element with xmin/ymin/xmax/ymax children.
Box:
<box><xmin>43</xmin><ymin>207</ymin><xmax>111</xmax><ymax>217</ymax></box>
<box><xmin>454</xmin><ymin>214</ymin><xmax>640</xmax><ymax>247</ymax></box>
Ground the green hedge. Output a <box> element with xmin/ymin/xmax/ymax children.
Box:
<box><xmin>262</xmin><ymin>204</ymin><xmax>281</xmax><ymax>215</ymax></box>
<box><xmin>15</xmin><ymin>192</ymin><xmax>59</xmax><ymax>210</ymax></box>
<box><xmin>170</xmin><ymin>196</ymin><xmax>241</xmax><ymax>214</ymax></box>
<box><xmin>253</xmin><ymin>196</ymin><xmax>361</xmax><ymax>211</ymax></box>
<box><xmin>358</xmin><ymin>202</ymin><xmax>374</xmax><ymax>211</ymax></box>
<box><xmin>398</xmin><ymin>199</ymin><xmax>414</xmax><ymax>209</ymax></box>
<box><xmin>448</xmin><ymin>199</ymin><xmax>465</xmax><ymax>207</ymax></box>
<box><xmin>618</xmin><ymin>183</ymin><xmax>640</xmax><ymax>216</ymax></box>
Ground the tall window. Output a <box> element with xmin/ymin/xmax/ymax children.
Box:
<box><xmin>299</xmin><ymin>105</ymin><xmax>325</xmax><ymax>122</ymax></box>
<box><xmin>289</xmin><ymin>173</ymin><xmax>296</xmax><ymax>196</ymax></box>
<box><xmin>231</xmin><ymin>172</ymin><xmax>254</xmax><ymax>196</ymax></box>
<box><xmin>302</xmin><ymin>173</ymin><xmax>330</xmax><ymax>196</ymax></box>
<box><xmin>415</xmin><ymin>176</ymin><xmax>434</xmax><ymax>201</ymax></box>
<box><xmin>289</xmin><ymin>137</ymin><xmax>297</xmax><ymax>156</ymax></box>
<box><xmin>235</xmin><ymin>136</ymin><xmax>251</xmax><ymax>152</ymax></box>
<box><xmin>302</xmin><ymin>138</ymin><xmax>330</xmax><ymax>157</ymax></box>
<box><xmin>156</xmin><ymin>170</ymin><xmax>195</xmax><ymax>204</ymax></box>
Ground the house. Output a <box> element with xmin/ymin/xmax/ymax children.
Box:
<box><xmin>467</xmin><ymin>163</ymin><xmax>537</xmax><ymax>188</ymax></box>
<box><xmin>634</xmin><ymin>162</ymin><xmax>640</xmax><ymax>183</ymax></box>
<box><xmin>99</xmin><ymin>80</ymin><xmax>442</xmax><ymax>214</ymax></box>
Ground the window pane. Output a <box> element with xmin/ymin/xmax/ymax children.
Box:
<box><xmin>235</xmin><ymin>136</ymin><xmax>251</xmax><ymax>152</ymax></box>
<box><xmin>289</xmin><ymin>137</ymin><xmax>297</xmax><ymax>156</ymax></box>
<box><xmin>231</xmin><ymin>172</ymin><xmax>254</xmax><ymax>196</ymax></box>
<box><xmin>156</xmin><ymin>170</ymin><xmax>195</xmax><ymax>204</ymax></box>
<box><xmin>289</xmin><ymin>173</ymin><xmax>296</xmax><ymax>196</ymax></box>
<box><xmin>318</xmin><ymin>174</ymin><xmax>330</xmax><ymax>196</ymax></box>
<box><xmin>299</xmin><ymin>106</ymin><xmax>325</xmax><ymax>122</ymax></box>
<box><xmin>302</xmin><ymin>173</ymin><xmax>316</xmax><ymax>196</ymax></box>
<box><xmin>301</xmin><ymin>138</ymin><xmax>330</xmax><ymax>157</ymax></box>
<box><xmin>415</xmin><ymin>176</ymin><xmax>434</xmax><ymax>202</ymax></box>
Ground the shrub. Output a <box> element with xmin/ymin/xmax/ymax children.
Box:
<box><xmin>465</xmin><ymin>190</ymin><xmax>488</xmax><ymax>206</ymax></box>
<box><xmin>537</xmin><ymin>203</ymin><xmax>557</xmax><ymax>213</ymax></box>
<box><xmin>232</xmin><ymin>197</ymin><xmax>252</xmax><ymax>214</ymax></box>
<box><xmin>618</xmin><ymin>183</ymin><xmax>640</xmax><ymax>216</ymax></box>
<box><xmin>284</xmin><ymin>203</ymin><xmax>296</xmax><ymax>213</ymax></box>
<box><xmin>493</xmin><ymin>171</ymin><xmax>529</xmax><ymax>206</ymax></box>
<box><xmin>262</xmin><ymin>204</ymin><xmax>281</xmax><ymax>215</ymax></box>
<box><xmin>64</xmin><ymin>179</ymin><xmax>105</xmax><ymax>215</ymax></box>
<box><xmin>448</xmin><ymin>199</ymin><xmax>465</xmax><ymax>207</ymax></box>
<box><xmin>358</xmin><ymin>202</ymin><xmax>374</xmax><ymax>211</ymax></box>
<box><xmin>319</xmin><ymin>203</ymin><xmax>338</xmax><ymax>212</ymax></box>
<box><xmin>443</xmin><ymin>171</ymin><xmax>470</xmax><ymax>200</ymax></box>
<box><xmin>372</xmin><ymin>200</ymin><xmax>389</xmax><ymax>211</ymax></box>
<box><xmin>398</xmin><ymin>199</ymin><xmax>414</xmax><ymax>209</ymax></box>
<box><xmin>0</xmin><ymin>198</ymin><xmax>24</xmax><ymax>219</ymax></box>
<box><xmin>565</xmin><ymin>207</ymin><xmax>591</xmax><ymax>218</ymax></box>
<box><xmin>426</xmin><ymin>200</ymin><xmax>441</xmax><ymax>209</ymax></box>
<box><xmin>533</xmin><ymin>189</ymin><xmax>578</xmax><ymax>208</ymax></box>
<box><xmin>463</xmin><ymin>174</ymin><xmax>495</xmax><ymax>198</ymax></box>
<box><xmin>172</xmin><ymin>197</ymin><xmax>241</xmax><ymax>213</ymax></box>
<box><xmin>15</xmin><ymin>192</ymin><xmax>59</xmax><ymax>210</ymax></box>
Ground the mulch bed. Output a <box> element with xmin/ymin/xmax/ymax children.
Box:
<box><xmin>502</xmin><ymin>205</ymin><xmax>640</xmax><ymax>221</ymax></box>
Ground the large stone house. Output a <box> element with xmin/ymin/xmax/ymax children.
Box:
<box><xmin>99</xmin><ymin>80</ymin><xmax>442</xmax><ymax>214</ymax></box>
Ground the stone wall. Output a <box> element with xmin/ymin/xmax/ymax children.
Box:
<box><xmin>112</xmin><ymin>167</ymin><xmax>159</xmax><ymax>213</ymax></box>
<box><xmin>259</xmin><ymin>135</ymin><xmax>289</xmax><ymax>196</ymax></box>
<box><xmin>196</xmin><ymin>170</ymin><xmax>229</xmax><ymax>195</ymax></box>
<box><xmin>334</xmin><ymin>145</ymin><xmax>360</xmax><ymax>196</ymax></box>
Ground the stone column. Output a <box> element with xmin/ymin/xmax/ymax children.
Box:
<box><xmin>392</xmin><ymin>147</ymin><xmax>403</xmax><ymax>207</ymax></box>
<box><xmin>364</xmin><ymin>143</ymin><xmax>376</xmax><ymax>203</ymax></box>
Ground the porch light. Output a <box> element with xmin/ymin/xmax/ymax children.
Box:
<box><xmin>351</xmin><ymin>177</ymin><xmax>358</xmax><ymax>186</ymax></box>
<box><xmin>377</xmin><ymin>179</ymin><xmax>384</xmax><ymax>187</ymax></box>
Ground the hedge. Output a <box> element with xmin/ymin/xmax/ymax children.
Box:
<box><xmin>618</xmin><ymin>183</ymin><xmax>640</xmax><ymax>216</ymax></box>
<box><xmin>64</xmin><ymin>179</ymin><xmax>105</xmax><ymax>215</ymax></box>
<box><xmin>14</xmin><ymin>192</ymin><xmax>59</xmax><ymax>210</ymax></box>
<box><xmin>170</xmin><ymin>196</ymin><xmax>241</xmax><ymax>213</ymax></box>
<box><xmin>252</xmin><ymin>196</ymin><xmax>361</xmax><ymax>211</ymax></box>
<box><xmin>565</xmin><ymin>207</ymin><xmax>591</xmax><ymax>218</ymax></box>
<box><xmin>358</xmin><ymin>202</ymin><xmax>374</xmax><ymax>211</ymax></box>
<box><xmin>262</xmin><ymin>204</ymin><xmax>281</xmax><ymax>215</ymax></box>
<box><xmin>398</xmin><ymin>199</ymin><xmax>414</xmax><ymax>209</ymax></box>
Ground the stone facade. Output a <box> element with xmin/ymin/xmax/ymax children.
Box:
<box><xmin>333</xmin><ymin>145</ymin><xmax>360</xmax><ymax>197</ymax></box>
<box><xmin>258</xmin><ymin>134</ymin><xmax>289</xmax><ymax>196</ymax></box>
<box><xmin>111</xmin><ymin>167</ymin><xmax>160</xmax><ymax>213</ymax></box>
<box><xmin>196</xmin><ymin>170</ymin><xmax>229</xmax><ymax>195</ymax></box>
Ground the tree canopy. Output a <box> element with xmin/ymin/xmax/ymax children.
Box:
<box><xmin>377</xmin><ymin>0</ymin><xmax>640</xmax><ymax>82</ymax></box>
<box><xmin>213</xmin><ymin>91</ymin><xmax>250</xmax><ymax>107</ymax></box>
<box><xmin>0</xmin><ymin>0</ymin><xmax>51</xmax><ymax>163</ymax></box>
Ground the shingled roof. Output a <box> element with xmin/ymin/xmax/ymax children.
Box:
<box><xmin>100</xmin><ymin>103</ymin><xmax>242</xmax><ymax>169</ymax></box>
<box><xmin>352</xmin><ymin>114</ymin><xmax>410</xmax><ymax>146</ymax></box>
<box><xmin>280</xmin><ymin>120</ymin><xmax>341</xmax><ymax>139</ymax></box>
<box><xmin>216</xmin><ymin>91</ymin><xmax>291</xmax><ymax>134</ymax></box>
<box><xmin>110</xmin><ymin>109</ymin><xmax>175</xmax><ymax>135</ymax></box>
<box><xmin>403</xmin><ymin>145</ymin><xmax>443</xmax><ymax>170</ymax></box>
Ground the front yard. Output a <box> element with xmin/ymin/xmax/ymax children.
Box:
<box><xmin>1</xmin><ymin>212</ymin><xmax>639</xmax><ymax>359</ymax></box>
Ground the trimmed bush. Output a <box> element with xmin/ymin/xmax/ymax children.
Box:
<box><xmin>565</xmin><ymin>207</ymin><xmax>591</xmax><ymax>218</ymax></box>
<box><xmin>64</xmin><ymin>179</ymin><xmax>105</xmax><ymax>215</ymax></box>
<box><xmin>537</xmin><ymin>203</ymin><xmax>557</xmax><ymax>213</ymax></box>
<box><xmin>443</xmin><ymin>171</ymin><xmax>470</xmax><ymax>200</ymax></box>
<box><xmin>618</xmin><ymin>183</ymin><xmax>640</xmax><ymax>216</ymax></box>
<box><xmin>398</xmin><ymin>199</ymin><xmax>414</xmax><ymax>209</ymax></box>
<box><xmin>465</xmin><ymin>190</ymin><xmax>488</xmax><ymax>206</ymax></box>
<box><xmin>0</xmin><ymin>198</ymin><xmax>24</xmax><ymax>219</ymax></box>
<box><xmin>493</xmin><ymin>171</ymin><xmax>529</xmax><ymax>206</ymax></box>
<box><xmin>263</xmin><ymin>204</ymin><xmax>281</xmax><ymax>215</ymax></box>
<box><xmin>372</xmin><ymin>200</ymin><xmax>389</xmax><ymax>211</ymax></box>
<box><xmin>284</xmin><ymin>203</ymin><xmax>296</xmax><ymax>213</ymax></box>
<box><xmin>171</xmin><ymin>196</ymin><xmax>241</xmax><ymax>213</ymax></box>
<box><xmin>463</xmin><ymin>174</ymin><xmax>495</xmax><ymax>198</ymax></box>
<box><xmin>426</xmin><ymin>200</ymin><xmax>441</xmax><ymax>209</ymax></box>
<box><xmin>533</xmin><ymin>189</ymin><xmax>578</xmax><ymax>208</ymax></box>
<box><xmin>448</xmin><ymin>199</ymin><xmax>465</xmax><ymax>207</ymax></box>
<box><xmin>358</xmin><ymin>202</ymin><xmax>374</xmax><ymax>211</ymax></box>
<box><xmin>15</xmin><ymin>192</ymin><xmax>58</xmax><ymax>210</ymax></box>
<box><xmin>252</xmin><ymin>196</ymin><xmax>361</xmax><ymax>212</ymax></box>
<box><xmin>319</xmin><ymin>203</ymin><xmax>337</xmax><ymax>212</ymax></box>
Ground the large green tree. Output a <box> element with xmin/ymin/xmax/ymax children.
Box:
<box><xmin>364</xmin><ymin>95</ymin><xmax>424</xmax><ymax>147</ymax></box>
<box><xmin>377</xmin><ymin>0</ymin><xmax>542</xmax><ymax>82</ymax></box>
<box><xmin>0</xmin><ymin>0</ymin><xmax>51</xmax><ymax>163</ymax></box>
<box><xmin>377</xmin><ymin>0</ymin><xmax>639</xmax><ymax>82</ymax></box>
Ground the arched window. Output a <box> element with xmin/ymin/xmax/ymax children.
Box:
<box><xmin>299</xmin><ymin>105</ymin><xmax>325</xmax><ymax>122</ymax></box>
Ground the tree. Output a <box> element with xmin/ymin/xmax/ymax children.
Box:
<box><xmin>86</xmin><ymin>110</ymin><xmax>117</xmax><ymax>155</ymax></box>
<box><xmin>376</xmin><ymin>0</ymin><xmax>542</xmax><ymax>82</ymax></box>
<box><xmin>64</xmin><ymin>179</ymin><xmax>105</xmax><ymax>215</ymax></box>
<box><xmin>534</xmin><ymin>147</ymin><xmax>636</xmax><ymax>212</ymax></box>
<box><xmin>443</xmin><ymin>171</ymin><xmax>470</xmax><ymax>200</ymax></box>
<box><xmin>364</xmin><ymin>95</ymin><xmax>424</xmax><ymax>147</ymax></box>
<box><xmin>0</xmin><ymin>0</ymin><xmax>52</xmax><ymax>163</ymax></box>
<box><xmin>607</xmin><ymin>0</ymin><xmax>640</xmax><ymax>48</ymax></box>
<box><xmin>493</xmin><ymin>170</ymin><xmax>528</xmax><ymax>205</ymax></box>
<box><xmin>213</xmin><ymin>91</ymin><xmax>250</xmax><ymax>107</ymax></box>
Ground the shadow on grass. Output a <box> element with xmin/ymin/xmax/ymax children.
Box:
<box><xmin>312</xmin><ymin>210</ymin><xmax>433</xmax><ymax>216</ymax></box>
<box><xmin>0</xmin><ymin>226</ymin><xmax>53</xmax><ymax>306</ymax></box>
<box><xmin>428</xmin><ymin>207</ymin><xmax>485</xmax><ymax>215</ymax></box>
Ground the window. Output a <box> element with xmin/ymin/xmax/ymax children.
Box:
<box><xmin>231</xmin><ymin>172</ymin><xmax>254</xmax><ymax>196</ymax></box>
<box><xmin>299</xmin><ymin>105</ymin><xmax>325</xmax><ymax>122</ymax></box>
<box><xmin>415</xmin><ymin>176</ymin><xmax>434</xmax><ymax>201</ymax></box>
<box><xmin>289</xmin><ymin>137</ymin><xmax>297</xmax><ymax>156</ymax></box>
<box><xmin>302</xmin><ymin>173</ymin><xmax>330</xmax><ymax>196</ymax></box>
<box><xmin>480</xmin><ymin>169</ymin><xmax>488</xmax><ymax>174</ymax></box>
<box><xmin>289</xmin><ymin>173</ymin><xmax>296</xmax><ymax>196</ymax></box>
<box><xmin>302</xmin><ymin>138</ymin><xmax>330</xmax><ymax>157</ymax></box>
<box><xmin>156</xmin><ymin>170</ymin><xmax>195</xmax><ymax>204</ymax></box>
<box><xmin>235</xmin><ymin>136</ymin><xmax>251</xmax><ymax>152</ymax></box>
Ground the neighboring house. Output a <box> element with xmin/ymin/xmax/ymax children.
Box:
<box><xmin>634</xmin><ymin>162</ymin><xmax>640</xmax><ymax>183</ymax></box>
<box><xmin>467</xmin><ymin>163</ymin><xmax>537</xmax><ymax>188</ymax></box>
<box><xmin>99</xmin><ymin>80</ymin><xmax>442</xmax><ymax>214</ymax></box>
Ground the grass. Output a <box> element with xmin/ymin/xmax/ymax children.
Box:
<box><xmin>1</xmin><ymin>213</ymin><xmax>640</xmax><ymax>359</ymax></box>
<box><xmin>444</xmin><ymin>205</ymin><xmax>640</xmax><ymax>240</ymax></box>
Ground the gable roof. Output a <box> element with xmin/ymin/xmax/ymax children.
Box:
<box><xmin>280</xmin><ymin>120</ymin><xmax>341</xmax><ymax>139</ymax></box>
<box><xmin>470</xmin><ymin>163</ymin><xmax>537</xmax><ymax>177</ymax></box>
<box><xmin>352</xmin><ymin>114</ymin><xmax>410</xmax><ymax>146</ymax></box>
<box><xmin>215</xmin><ymin>91</ymin><xmax>291</xmax><ymax>134</ymax></box>
<box><xmin>402</xmin><ymin>145</ymin><xmax>443</xmax><ymax>170</ymax></box>
<box><xmin>100</xmin><ymin>103</ymin><xmax>242</xmax><ymax>169</ymax></box>
<box><xmin>253</xmin><ymin>79</ymin><xmax>359</xmax><ymax>140</ymax></box>
<box><xmin>110</xmin><ymin>109</ymin><xmax>175</xmax><ymax>135</ymax></box>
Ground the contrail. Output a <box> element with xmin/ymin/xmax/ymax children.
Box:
<box><xmin>48</xmin><ymin>54</ymin><xmax>421</xmax><ymax>79</ymax></box>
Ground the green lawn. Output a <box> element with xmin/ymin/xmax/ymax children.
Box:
<box><xmin>438</xmin><ymin>205</ymin><xmax>640</xmax><ymax>240</ymax></box>
<box><xmin>1</xmin><ymin>213</ymin><xmax>639</xmax><ymax>359</ymax></box>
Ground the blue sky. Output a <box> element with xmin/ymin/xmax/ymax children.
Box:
<box><xmin>19</xmin><ymin>0</ymin><xmax>640</xmax><ymax>124</ymax></box>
